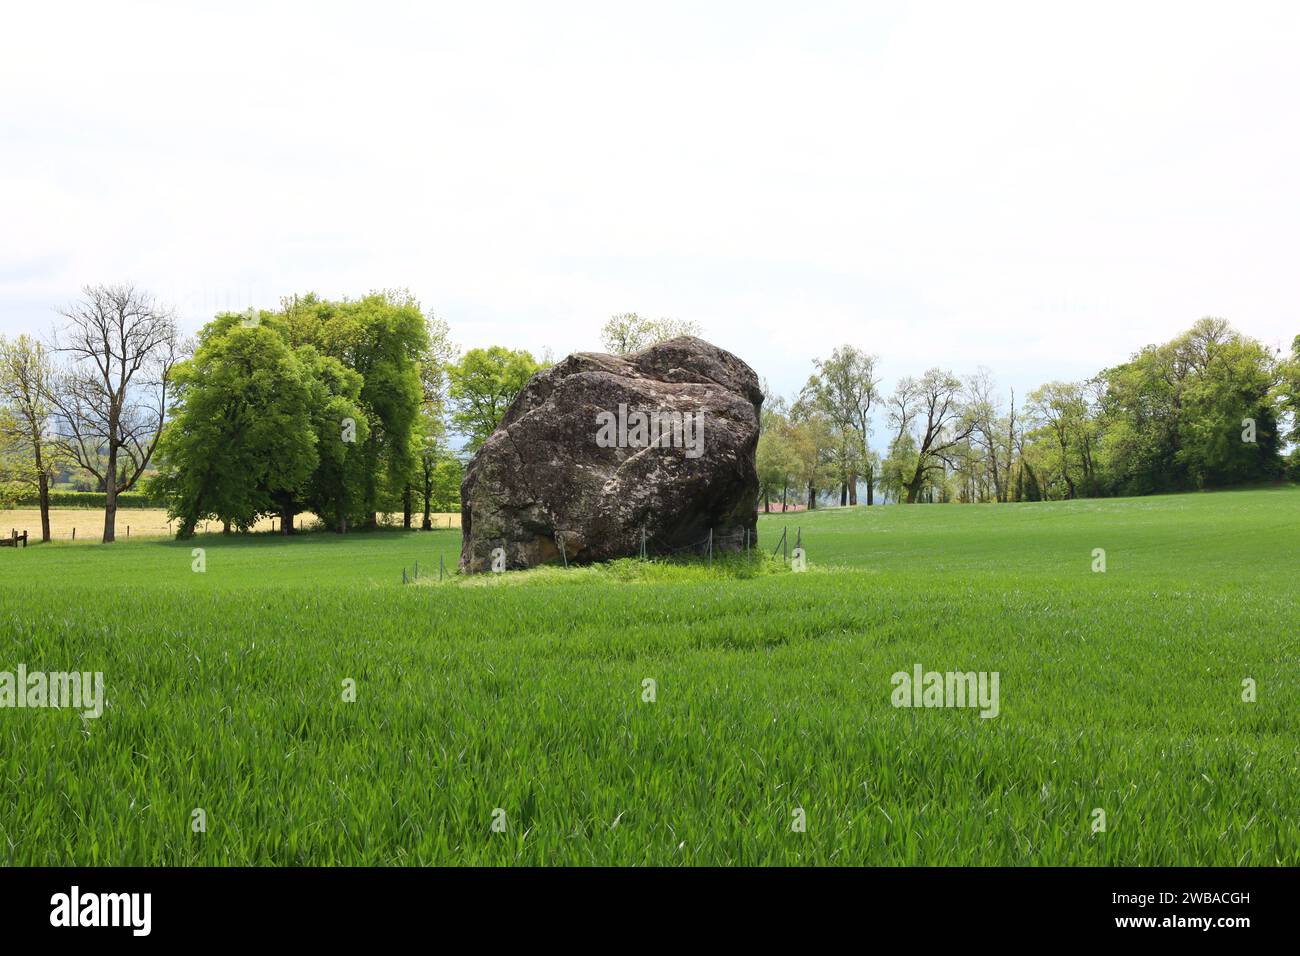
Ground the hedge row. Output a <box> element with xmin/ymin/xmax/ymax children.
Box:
<box><xmin>11</xmin><ymin>491</ymin><xmax>169</xmax><ymax>509</ymax></box>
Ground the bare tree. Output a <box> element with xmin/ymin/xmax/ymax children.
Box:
<box><xmin>49</xmin><ymin>283</ymin><xmax>181</xmax><ymax>542</ymax></box>
<box><xmin>600</xmin><ymin>313</ymin><xmax>702</xmax><ymax>354</ymax></box>
<box><xmin>887</xmin><ymin>376</ymin><xmax>920</xmax><ymax>447</ymax></box>
<box><xmin>896</xmin><ymin>368</ymin><xmax>973</xmax><ymax>504</ymax></box>
<box><xmin>966</xmin><ymin>367</ymin><xmax>1005</xmax><ymax>503</ymax></box>
<box><xmin>0</xmin><ymin>335</ymin><xmax>62</xmax><ymax>541</ymax></box>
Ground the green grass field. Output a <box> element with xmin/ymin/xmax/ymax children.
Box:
<box><xmin>1</xmin><ymin>488</ymin><xmax>1297</xmax><ymax>865</ymax></box>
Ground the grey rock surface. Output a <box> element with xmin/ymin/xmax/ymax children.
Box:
<box><xmin>460</xmin><ymin>336</ymin><xmax>762</xmax><ymax>571</ymax></box>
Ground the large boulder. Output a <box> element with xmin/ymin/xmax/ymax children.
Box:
<box><xmin>460</xmin><ymin>336</ymin><xmax>762</xmax><ymax>572</ymax></box>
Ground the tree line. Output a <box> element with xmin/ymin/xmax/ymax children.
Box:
<box><xmin>3</xmin><ymin>291</ymin><xmax>1297</xmax><ymax>542</ymax></box>
<box><xmin>0</xmin><ymin>284</ymin><xmax>545</xmax><ymax>542</ymax></box>
<box><xmin>759</xmin><ymin>318</ymin><xmax>1300</xmax><ymax>510</ymax></box>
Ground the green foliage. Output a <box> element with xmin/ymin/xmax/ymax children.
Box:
<box><xmin>1096</xmin><ymin>318</ymin><xmax>1283</xmax><ymax>494</ymax></box>
<box><xmin>800</xmin><ymin>346</ymin><xmax>880</xmax><ymax>499</ymax></box>
<box><xmin>429</xmin><ymin>457</ymin><xmax>463</xmax><ymax>512</ymax></box>
<box><xmin>150</xmin><ymin>292</ymin><xmax>428</xmax><ymax>532</ymax></box>
<box><xmin>295</xmin><ymin>346</ymin><xmax>370</xmax><ymax>530</ymax></box>
<box><xmin>446</xmin><ymin>346</ymin><xmax>543</xmax><ymax>451</ymax></box>
<box><xmin>149</xmin><ymin>323</ymin><xmax>321</xmax><ymax>535</ymax></box>
<box><xmin>282</xmin><ymin>291</ymin><xmax>428</xmax><ymax>524</ymax></box>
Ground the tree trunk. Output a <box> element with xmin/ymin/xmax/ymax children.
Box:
<box><xmin>840</xmin><ymin>482</ymin><xmax>847</xmax><ymax>506</ymax></box>
<box><xmin>866</xmin><ymin>470</ymin><xmax>874</xmax><ymax>506</ymax></box>
<box><xmin>421</xmin><ymin>472</ymin><xmax>433</xmax><ymax>530</ymax></box>
<box><xmin>222</xmin><ymin>519</ymin><xmax>231</xmax><ymax>535</ymax></box>
<box><xmin>807</xmin><ymin>483</ymin><xmax>816</xmax><ymax>510</ymax></box>
<box><xmin>280</xmin><ymin>499</ymin><xmax>296</xmax><ymax>535</ymax></box>
<box><xmin>403</xmin><ymin>483</ymin><xmax>412</xmax><ymax>529</ymax></box>
<box><xmin>103</xmin><ymin>441</ymin><xmax>118</xmax><ymax>543</ymax></box>
<box><xmin>904</xmin><ymin>461</ymin><xmax>926</xmax><ymax>504</ymax></box>
<box><xmin>36</xmin><ymin>467</ymin><xmax>50</xmax><ymax>543</ymax></box>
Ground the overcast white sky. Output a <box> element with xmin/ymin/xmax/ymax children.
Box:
<box><xmin>2</xmin><ymin>0</ymin><xmax>1297</xmax><ymax>406</ymax></box>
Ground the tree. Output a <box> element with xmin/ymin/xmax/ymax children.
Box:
<box><xmin>295</xmin><ymin>344</ymin><xmax>370</xmax><ymax>533</ymax></box>
<box><xmin>430</xmin><ymin>457</ymin><xmax>463</xmax><ymax>513</ymax></box>
<box><xmin>892</xmin><ymin>369</ymin><xmax>972</xmax><ymax>503</ymax></box>
<box><xmin>281</xmin><ymin>291</ymin><xmax>428</xmax><ymax>528</ymax></box>
<box><xmin>880</xmin><ymin>431</ymin><xmax>919</xmax><ymax>503</ymax></box>
<box><xmin>447</xmin><ymin>346</ymin><xmax>542</xmax><ymax>451</ymax></box>
<box><xmin>966</xmin><ymin>367</ymin><xmax>1010</xmax><ymax>503</ymax></box>
<box><xmin>0</xmin><ymin>335</ymin><xmax>62</xmax><ymax>541</ymax></box>
<box><xmin>787</xmin><ymin>403</ymin><xmax>838</xmax><ymax>509</ymax></box>
<box><xmin>49</xmin><ymin>283</ymin><xmax>181</xmax><ymax>542</ymax></box>
<box><xmin>415</xmin><ymin>315</ymin><xmax>457</xmax><ymax>529</ymax></box>
<box><xmin>1027</xmin><ymin>381</ymin><xmax>1090</xmax><ymax>499</ymax></box>
<box><xmin>1279</xmin><ymin>335</ymin><xmax>1300</xmax><ymax>478</ymax></box>
<box><xmin>1097</xmin><ymin>318</ymin><xmax>1282</xmax><ymax>494</ymax></box>
<box><xmin>756</xmin><ymin>410</ymin><xmax>799</xmax><ymax>512</ymax></box>
<box><xmin>150</xmin><ymin>319</ymin><xmax>324</xmax><ymax>538</ymax></box>
<box><xmin>800</xmin><ymin>346</ymin><xmax>880</xmax><ymax>505</ymax></box>
<box><xmin>600</xmin><ymin>313</ymin><xmax>702</xmax><ymax>354</ymax></box>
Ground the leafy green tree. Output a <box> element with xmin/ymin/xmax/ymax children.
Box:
<box><xmin>430</xmin><ymin>457</ymin><xmax>463</xmax><ymax>513</ymax></box>
<box><xmin>151</xmin><ymin>321</ymin><xmax>319</xmax><ymax>538</ymax></box>
<box><xmin>880</xmin><ymin>431</ymin><xmax>918</xmax><ymax>504</ymax></box>
<box><xmin>1279</xmin><ymin>335</ymin><xmax>1300</xmax><ymax>478</ymax></box>
<box><xmin>1026</xmin><ymin>381</ymin><xmax>1093</xmax><ymax>499</ymax></box>
<box><xmin>282</xmin><ymin>290</ymin><xmax>428</xmax><ymax>528</ymax></box>
<box><xmin>800</xmin><ymin>346</ymin><xmax>880</xmax><ymax>505</ymax></box>
<box><xmin>447</xmin><ymin>346</ymin><xmax>542</xmax><ymax>451</ymax></box>
<box><xmin>786</xmin><ymin>404</ymin><xmax>838</xmax><ymax>509</ymax></box>
<box><xmin>296</xmin><ymin>346</ymin><xmax>370</xmax><ymax>533</ymax></box>
<box><xmin>414</xmin><ymin>315</ymin><xmax>457</xmax><ymax>528</ymax></box>
<box><xmin>756</xmin><ymin>409</ymin><xmax>798</xmax><ymax>512</ymax></box>
<box><xmin>1098</xmin><ymin>318</ymin><xmax>1282</xmax><ymax>493</ymax></box>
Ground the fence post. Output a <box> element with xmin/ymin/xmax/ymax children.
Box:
<box><xmin>439</xmin><ymin>554</ymin><xmax>444</xmax><ymax>582</ymax></box>
<box><xmin>414</xmin><ymin>560</ymin><xmax>420</xmax><ymax>580</ymax></box>
<box><xmin>72</xmin><ymin>527</ymin><xmax>75</xmax><ymax>541</ymax></box>
<box><xmin>402</xmin><ymin>567</ymin><xmax>408</xmax><ymax>585</ymax></box>
<box><xmin>708</xmin><ymin>528</ymin><xmax>713</xmax><ymax>563</ymax></box>
<box><xmin>783</xmin><ymin>527</ymin><xmax>787</xmax><ymax>563</ymax></box>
